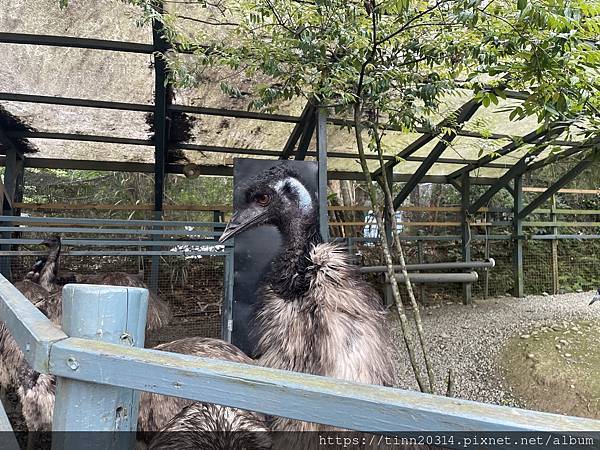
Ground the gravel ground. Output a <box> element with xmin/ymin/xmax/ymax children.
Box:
<box><xmin>389</xmin><ymin>291</ymin><xmax>600</xmax><ymax>407</ymax></box>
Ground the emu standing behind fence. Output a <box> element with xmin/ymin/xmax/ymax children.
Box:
<box><xmin>0</xmin><ymin>275</ymin><xmax>600</xmax><ymax>450</ymax></box>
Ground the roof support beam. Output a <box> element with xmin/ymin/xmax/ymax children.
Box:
<box><xmin>0</xmin><ymin>32</ymin><xmax>153</xmax><ymax>53</ymax></box>
<box><xmin>467</xmin><ymin>125</ymin><xmax>569</xmax><ymax>214</ymax></box>
<box><xmin>524</xmin><ymin>138</ymin><xmax>600</xmax><ymax>173</ymax></box>
<box><xmin>0</xmin><ymin>92</ymin><xmax>153</xmax><ymax>112</ymax></box>
<box><xmin>392</xmin><ymin>100</ymin><xmax>481</xmax><ymax>208</ymax></box>
<box><xmin>7</xmin><ymin>130</ymin><xmax>514</xmax><ymax>167</ymax></box>
<box><xmin>518</xmin><ymin>153</ymin><xmax>598</xmax><ymax>219</ymax></box>
<box><xmin>468</xmin><ymin>146</ymin><xmax>552</xmax><ymax>214</ymax></box>
<box><xmin>1</xmin><ymin>155</ymin><xmax>505</xmax><ymax>184</ymax></box>
<box><xmin>372</xmin><ymin>99</ymin><xmax>479</xmax><ymax>180</ymax></box>
<box><xmin>280</xmin><ymin>103</ymin><xmax>312</xmax><ymax>159</ymax></box>
<box><xmin>448</xmin><ymin>126</ymin><xmax>550</xmax><ymax>179</ymax></box>
<box><xmin>316</xmin><ymin>109</ymin><xmax>329</xmax><ymax>241</ymax></box>
<box><xmin>295</xmin><ymin>108</ymin><xmax>317</xmax><ymax>160</ymax></box>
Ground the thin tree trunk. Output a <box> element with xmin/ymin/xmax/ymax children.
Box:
<box><xmin>352</xmin><ymin>102</ymin><xmax>429</xmax><ymax>393</ymax></box>
<box><xmin>372</xmin><ymin>125</ymin><xmax>435</xmax><ymax>393</ymax></box>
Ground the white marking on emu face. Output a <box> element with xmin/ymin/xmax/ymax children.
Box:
<box><xmin>273</xmin><ymin>177</ymin><xmax>313</xmax><ymax>212</ymax></box>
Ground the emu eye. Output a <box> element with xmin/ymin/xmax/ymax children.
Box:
<box><xmin>256</xmin><ymin>194</ymin><xmax>271</xmax><ymax>207</ymax></box>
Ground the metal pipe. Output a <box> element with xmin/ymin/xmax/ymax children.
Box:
<box><xmin>386</xmin><ymin>272</ymin><xmax>479</xmax><ymax>284</ymax></box>
<box><xmin>360</xmin><ymin>259</ymin><xmax>495</xmax><ymax>273</ymax></box>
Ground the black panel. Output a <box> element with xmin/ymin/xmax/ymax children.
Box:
<box><xmin>231</xmin><ymin>158</ymin><xmax>318</xmax><ymax>355</ymax></box>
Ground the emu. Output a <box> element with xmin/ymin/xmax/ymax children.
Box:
<box><xmin>2</xmin><ymin>237</ymin><xmax>170</xmax><ymax>434</ymax></box>
<box><xmin>148</xmin><ymin>401</ymin><xmax>271</xmax><ymax>450</ymax></box>
<box><xmin>140</xmin><ymin>337</ymin><xmax>271</xmax><ymax>450</ymax></box>
<box><xmin>10</xmin><ymin>249</ymin><xmax>262</xmax><ymax>444</ymax></box>
<box><xmin>219</xmin><ymin>165</ymin><xmax>396</xmax><ymax>432</ymax></box>
<box><xmin>590</xmin><ymin>289</ymin><xmax>600</xmax><ymax>305</ymax></box>
<box><xmin>0</xmin><ymin>237</ymin><xmax>60</xmax><ymax>397</ymax></box>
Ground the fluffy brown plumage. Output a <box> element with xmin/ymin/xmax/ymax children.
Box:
<box><xmin>148</xmin><ymin>402</ymin><xmax>271</xmax><ymax>450</ymax></box>
<box><xmin>138</xmin><ymin>337</ymin><xmax>260</xmax><ymax>436</ymax></box>
<box><xmin>257</xmin><ymin>243</ymin><xmax>395</xmax><ymax>433</ymax></box>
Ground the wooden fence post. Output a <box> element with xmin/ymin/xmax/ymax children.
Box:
<box><xmin>551</xmin><ymin>195</ymin><xmax>559</xmax><ymax>294</ymax></box>
<box><xmin>513</xmin><ymin>176</ymin><xmax>524</xmax><ymax>297</ymax></box>
<box><xmin>417</xmin><ymin>238</ymin><xmax>425</xmax><ymax>303</ymax></box>
<box><xmin>460</xmin><ymin>174</ymin><xmax>472</xmax><ymax>304</ymax></box>
<box><xmin>51</xmin><ymin>284</ymin><xmax>148</xmax><ymax>450</ymax></box>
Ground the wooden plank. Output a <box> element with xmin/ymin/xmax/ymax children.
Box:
<box><xmin>328</xmin><ymin>221</ymin><xmax>503</xmax><ymax>227</ymax></box>
<box><xmin>0</xmin><ymin>215</ymin><xmax>225</xmax><ymax>228</ymax></box>
<box><xmin>523</xmin><ymin>221</ymin><xmax>600</xmax><ymax>227</ymax></box>
<box><xmin>328</xmin><ymin>205</ymin><xmax>463</xmax><ymax>212</ymax></box>
<box><xmin>330</xmin><ymin>221</ymin><xmax>462</xmax><ymax>226</ymax></box>
<box><xmin>533</xmin><ymin>208</ymin><xmax>600</xmax><ymax>215</ymax></box>
<box><xmin>52</xmin><ymin>285</ymin><xmax>147</xmax><ymax>447</ymax></box>
<box><xmin>49</xmin><ymin>336</ymin><xmax>600</xmax><ymax>432</ymax></box>
<box><xmin>0</xmin><ymin>226</ymin><xmax>221</xmax><ymax>237</ymax></box>
<box><xmin>530</xmin><ymin>234</ymin><xmax>600</xmax><ymax>240</ymax></box>
<box><xmin>0</xmin><ymin>274</ymin><xmax>67</xmax><ymax>372</ymax></box>
<box><xmin>523</xmin><ymin>187</ymin><xmax>600</xmax><ymax>195</ymax></box>
<box><xmin>0</xmin><ymin>250</ymin><xmax>228</xmax><ymax>257</ymax></box>
<box><xmin>14</xmin><ymin>202</ymin><xmax>233</xmax><ymax>212</ymax></box>
<box><xmin>0</xmin><ymin>238</ymin><xmax>219</xmax><ymax>247</ymax></box>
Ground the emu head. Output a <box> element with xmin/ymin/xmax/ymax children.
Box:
<box><xmin>219</xmin><ymin>165</ymin><xmax>316</xmax><ymax>243</ymax></box>
<box><xmin>41</xmin><ymin>235</ymin><xmax>61</xmax><ymax>250</ymax></box>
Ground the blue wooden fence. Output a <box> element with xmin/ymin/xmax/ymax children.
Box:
<box><xmin>0</xmin><ymin>215</ymin><xmax>235</xmax><ymax>342</ymax></box>
<box><xmin>1</xmin><ymin>273</ymin><xmax>600</xmax><ymax>448</ymax></box>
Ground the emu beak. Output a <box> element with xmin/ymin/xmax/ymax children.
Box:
<box><xmin>219</xmin><ymin>208</ymin><xmax>268</xmax><ymax>243</ymax></box>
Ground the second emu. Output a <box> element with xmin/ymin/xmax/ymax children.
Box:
<box><xmin>219</xmin><ymin>164</ymin><xmax>396</xmax><ymax>433</ymax></box>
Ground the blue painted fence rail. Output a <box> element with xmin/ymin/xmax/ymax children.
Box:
<box><xmin>1</xmin><ymin>273</ymin><xmax>600</xmax><ymax>443</ymax></box>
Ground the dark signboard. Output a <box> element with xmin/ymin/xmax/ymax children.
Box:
<box><xmin>231</xmin><ymin>158</ymin><xmax>318</xmax><ymax>355</ymax></box>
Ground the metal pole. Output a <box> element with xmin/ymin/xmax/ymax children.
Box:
<box><xmin>460</xmin><ymin>174</ymin><xmax>472</xmax><ymax>304</ymax></box>
<box><xmin>513</xmin><ymin>176</ymin><xmax>524</xmax><ymax>297</ymax></box>
<box><xmin>316</xmin><ymin>108</ymin><xmax>328</xmax><ymax>242</ymax></box>
<box><xmin>359</xmin><ymin>259</ymin><xmax>496</xmax><ymax>273</ymax></box>
<box><xmin>388</xmin><ymin>271</ymin><xmax>479</xmax><ymax>283</ymax></box>
<box><xmin>52</xmin><ymin>285</ymin><xmax>148</xmax><ymax>449</ymax></box>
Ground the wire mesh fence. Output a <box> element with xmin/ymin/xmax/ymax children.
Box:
<box><xmin>350</xmin><ymin>235</ymin><xmax>599</xmax><ymax>307</ymax></box>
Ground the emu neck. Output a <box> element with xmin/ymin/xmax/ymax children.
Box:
<box><xmin>267</xmin><ymin>210</ymin><xmax>321</xmax><ymax>299</ymax></box>
<box><xmin>40</xmin><ymin>244</ymin><xmax>61</xmax><ymax>292</ymax></box>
